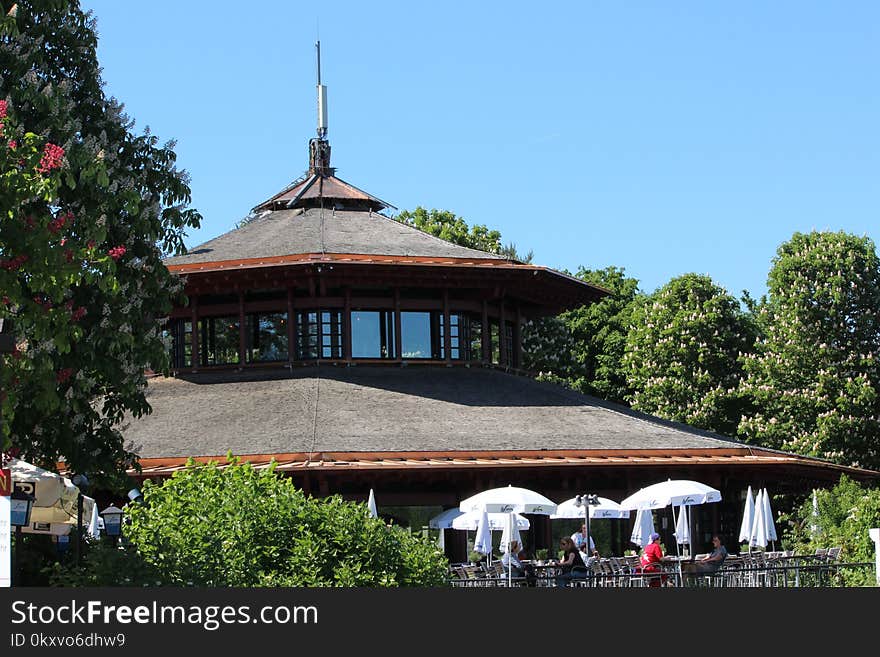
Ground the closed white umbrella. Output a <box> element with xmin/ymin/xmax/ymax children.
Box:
<box><xmin>367</xmin><ymin>489</ymin><xmax>378</xmax><ymax>519</ymax></box>
<box><xmin>738</xmin><ymin>486</ymin><xmax>755</xmax><ymax>545</ymax></box>
<box><xmin>8</xmin><ymin>458</ymin><xmax>80</xmax><ymax>524</ymax></box>
<box><xmin>551</xmin><ymin>496</ymin><xmax>630</xmax><ymax>519</ymax></box>
<box><xmin>499</xmin><ymin>514</ymin><xmax>524</xmax><ymax>554</ymax></box>
<box><xmin>810</xmin><ymin>490</ymin><xmax>820</xmax><ymax>538</ymax></box>
<box><xmin>630</xmin><ymin>508</ymin><xmax>655</xmax><ymax>548</ymax></box>
<box><xmin>750</xmin><ymin>489</ymin><xmax>768</xmax><ymax>549</ymax></box>
<box><xmin>762</xmin><ymin>488</ymin><xmax>777</xmax><ymax>545</ymax></box>
<box><xmin>473</xmin><ymin>509</ymin><xmax>492</xmax><ymax>558</ymax></box>
<box><xmin>450</xmin><ymin>511</ymin><xmax>530</xmax><ymax>531</ymax></box>
<box><xmin>673</xmin><ymin>505</ymin><xmax>690</xmax><ymax>546</ymax></box>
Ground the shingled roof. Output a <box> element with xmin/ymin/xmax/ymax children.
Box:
<box><xmin>164</xmin><ymin>208</ymin><xmax>508</xmax><ymax>267</ymax></box>
<box><xmin>125</xmin><ymin>367</ymin><xmax>746</xmax><ymax>460</ymax></box>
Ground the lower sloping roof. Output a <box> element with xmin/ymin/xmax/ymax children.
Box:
<box><xmin>126</xmin><ymin>366</ymin><xmax>747</xmax><ymax>460</ymax></box>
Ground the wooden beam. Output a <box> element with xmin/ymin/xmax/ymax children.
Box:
<box><xmin>499</xmin><ymin>296</ymin><xmax>507</xmax><ymax>367</ymax></box>
<box><xmin>343</xmin><ymin>287</ymin><xmax>352</xmax><ymax>361</ymax></box>
<box><xmin>443</xmin><ymin>288</ymin><xmax>451</xmax><ymax>364</ymax></box>
<box><xmin>286</xmin><ymin>286</ymin><xmax>296</xmax><ymax>364</ymax></box>
<box><xmin>393</xmin><ymin>288</ymin><xmax>402</xmax><ymax>361</ymax></box>
<box><xmin>190</xmin><ymin>296</ymin><xmax>199</xmax><ymax>371</ymax></box>
<box><xmin>481</xmin><ymin>300</ymin><xmax>490</xmax><ymax>363</ymax></box>
<box><xmin>238</xmin><ymin>291</ymin><xmax>246</xmax><ymax>367</ymax></box>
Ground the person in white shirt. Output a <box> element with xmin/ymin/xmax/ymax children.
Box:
<box><xmin>571</xmin><ymin>524</ymin><xmax>596</xmax><ymax>552</ymax></box>
<box><xmin>501</xmin><ymin>540</ymin><xmax>525</xmax><ymax>577</ymax></box>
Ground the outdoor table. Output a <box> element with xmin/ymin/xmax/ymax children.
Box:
<box><xmin>524</xmin><ymin>561</ymin><xmax>560</xmax><ymax>587</ymax></box>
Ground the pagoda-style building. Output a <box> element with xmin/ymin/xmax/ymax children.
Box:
<box><xmin>126</xmin><ymin>54</ymin><xmax>877</xmax><ymax>559</ymax></box>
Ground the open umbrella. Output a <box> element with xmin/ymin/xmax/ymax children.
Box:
<box><xmin>621</xmin><ymin>479</ymin><xmax>722</xmax><ymax>567</ymax></box>
<box><xmin>450</xmin><ymin>511</ymin><xmax>530</xmax><ymax>532</ymax></box>
<box><xmin>630</xmin><ymin>508</ymin><xmax>655</xmax><ymax>548</ymax></box>
<box><xmin>762</xmin><ymin>488</ymin><xmax>777</xmax><ymax>549</ymax></box>
<box><xmin>738</xmin><ymin>486</ymin><xmax>755</xmax><ymax>545</ymax></box>
<box><xmin>749</xmin><ymin>489</ymin><xmax>768</xmax><ymax>549</ymax></box>
<box><xmin>619</xmin><ymin>479</ymin><xmax>722</xmax><ymax>511</ymax></box>
<box><xmin>460</xmin><ymin>485</ymin><xmax>556</xmax><ymax>587</ymax></box>
<box><xmin>367</xmin><ymin>489</ymin><xmax>378</xmax><ymax>519</ymax></box>
<box><xmin>551</xmin><ymin>496</ymin><xmax>630</xmax><ymax>519</ymax></box>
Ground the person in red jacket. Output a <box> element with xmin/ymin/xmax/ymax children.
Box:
<box><xmin>639</xmin><ymin>532</ymin><xmax>666</xmax><ymax>587</ymax></box>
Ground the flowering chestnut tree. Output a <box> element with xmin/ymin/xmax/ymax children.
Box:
<box><xmin>1</xmin><ymin>0</ymin><xmax>201</xmax><ymax>486</ymax></box>
<box><xmin>623</xmin><ymin>273</ymin><xmax>757</xmax><ymax>436</ymax></box>
<box><xmin>738</xmin><ymin>231</ymin><xmax>880</xmax><ymax>470</ymax></box>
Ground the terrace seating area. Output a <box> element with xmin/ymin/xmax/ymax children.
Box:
<box><xmin>448</xmin><ymin>548</ymin><xmax>868</xmax><ymax>588</ymax></box>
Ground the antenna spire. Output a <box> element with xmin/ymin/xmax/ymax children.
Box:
<box><xmin>316</xmin><ymin>40</ymin><xmax>328</xmax><ymax>140</ymax></box>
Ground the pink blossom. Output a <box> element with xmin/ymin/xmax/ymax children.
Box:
<box><xmin>37</xmin><ymin>143</ymin><xmax>65</xmax><ymax>173</ymax></box>
<box><xmin>108</xmin><ymin>245</ymin><xmax>126</xmax><ymax>260</ymax></box>
<box><xmin>0</xmin><ymin>100</ymin><xmax>7</xmax><ymax>119</ymax></box>
<box><xmin>7</xmin><ymin>140</ymin><xmax>16</xmax><ymax>150</ymax></box>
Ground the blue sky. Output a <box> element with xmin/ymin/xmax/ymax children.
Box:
<box><xmin>80</xmin><ymin>0</ymin><xmax>878</xmax><ymax>301</ymax></box>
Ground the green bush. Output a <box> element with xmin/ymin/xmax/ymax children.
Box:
<box><xmin>780</xmin><ymin>475</ymin><xmax>880</xmax><ymax>586</ymax></box>
<box><xmin>50</xmin><ymin>458</ymin><xmax>450</xmax><ymax>587</ymax></box>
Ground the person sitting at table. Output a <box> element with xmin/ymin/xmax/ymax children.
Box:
<box><xmin>501</xmin><ymin>540</ymin><xmax>537</xmax><ymax>586</ymax></box>
<box><xmin>555</xmin><ymin>537</ymin><xmax>590</xmax><ymax>587</ymax></box>
<box><xmin>571</xmin><ymin>524</ymin><xmax>596</xmax><ymax>553</ymax></box>
<box><xmin>638</xmin><ymin>532</ymin><xmax>666</xmax><ymax>587</ymax></box>
<box><xmin>683</xmin><ymin>535</ymin><xmax>728</xmax><ymax>577</ymax></box>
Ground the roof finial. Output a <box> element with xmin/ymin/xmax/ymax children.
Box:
<box><xmin>316</xmin><ymin>40</ymin><xmax>328</xmax><ymax>140</ymax></box>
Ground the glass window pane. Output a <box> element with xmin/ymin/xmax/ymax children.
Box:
<box><xmin>401</xmin><ymin>311</ymin><xmax>436</xmax><ymax>359</ymax></box>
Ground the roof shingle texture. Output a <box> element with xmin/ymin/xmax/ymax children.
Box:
<box><xmin>125</xmin><ymin>367</ymin><xmax>741</xmax><ymax>459</ymax></box>
<box><xmin>164</xmin><ymin>208</ymin><xmax>506</xmax><ymax>266</ymax></box>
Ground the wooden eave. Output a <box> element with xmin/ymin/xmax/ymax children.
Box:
<box><xmin>127</xmin><ymin>448</ymin><xmax>879</xmax><ymax>482</ymax></box>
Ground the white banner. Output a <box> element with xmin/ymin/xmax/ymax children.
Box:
<box><xmin>0</xmin><ymin>494</ymin><xmax>10</xmax><ymax>588</ymax></box>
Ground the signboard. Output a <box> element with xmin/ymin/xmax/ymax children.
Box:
<box><xmin>1</xmin><ymin>467</ymin><xmax>11</xmax><ymax>588</ymax></box>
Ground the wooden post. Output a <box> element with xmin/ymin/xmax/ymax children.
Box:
<box><xmin>481</xmin><ymin>300</ymin><xmax>490</xmax><ymax>364</ymax></box>
<box><xmin>238</xmin><ymin>291</ymin><xmax>246</xmax><ymax>367</ymax></box>
<box><xmin>394</xmin><ymin>288</ymin><xmax>402</xmax><ymax>361</ymax></box>
<box><xmin>443</xmin><ymin>288</ymin><xmax>451</xmax><ymax>364</ymax></box>
<box><xmin>190</xmin><ymin>296</ymin><xmax>199</xmax><ymax>371</ymax></box>
<box><xmin>287</xmin><ymin>286</ymin><xmax>296</xmax><ymax>364</ymax></box>
<box><xmin>499</xmin><ymin>298</ymin><xmax>507</xmax><ymax>368</ymax></box>
<box><xmin>514</xmin><ymin>306</ymin><xmax>523</xmax><ymax>370</ymax></box>
<box><xmin>343</xmin><ymin>287</ymin><xmax>352</xmax><ymax>362</ymax></box>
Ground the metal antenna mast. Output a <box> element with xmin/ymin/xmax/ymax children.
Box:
<box><xmin>316</xmin><ymin>40</ymin><xmax>328</xmax><ymax>140</ymax></box>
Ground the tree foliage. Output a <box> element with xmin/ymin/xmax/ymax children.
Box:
<box><xmin>563</xmin><ymin>266</ymin><xmax>642</xmax><ymax>404</ymax></box>
<box><xmin>779</xmin><ymin>475</ymin><xmax>880</xmax><ymax>586</ymax></box>
<box><xmin>49</xmin><ymin>459</ymin><xmax>449</xmax><ymax>587</ymax></box>
<box><xmin>738</xmin><ymin>231</ymin><xmax>880</xmax><ymax>469</ymax></box>
<box><xmin>0</xmin><ymin>0</ymin><xmax>201</xmax><ymax>485</ymax></box>
<box><xmin>394</xmin><ymin>207</ymin><xmax>502</xmax><ymax>254</ymax></box>
<box><xmin>623</xmin><ymin>273</ymin><xmax>756</xmax><ymax>435</ymax></box>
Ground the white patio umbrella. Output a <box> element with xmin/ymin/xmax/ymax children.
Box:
<box><xmin>738</xmin><ymin>486</ymin><xmax>755</xmax><ymax>546</ymax></box>
<box><xmin>619</xmin><ymin>479</ymin><xmax>722</xmax><ymax>511</ymax></box>
<box><xmin>749</xmin><ymin>489</ymin><xmax>768</xmax><ymax>549</ymax></box>
<box><xmin>762</xmin><ymin>488</ymin><xmax>778</xmax><ymax>549</ymax></box>
<box><xmin>673</xmin><ymin>505</ymin><xmax>690</xmax><ymax>547</ymax></box>
<box><xmin>551</xmin><ymin>496</ymin><xmax>630</xmax><ymax>519</ymax></box>
<box><xmin>473</xmin><ymin>509</ymin><xmax>492</xmax><ymax>560</ymax></box>
<box><xmin>367</xmin><ymin>489</ymin><xmax>378</xmax><ymax>519</ymax></box>
<box><xmin>620</xmin><ymin>479</ymin><xmax>722</xmax><ymax>562</ymax></box>
<box><xmin>428</xmin><ymin>507</ymin><xmax>463</xmax><ymax>529</ymax></box>
<box><xmin>460</xmin><ymin>485</ymin><xmax>557</xmax><ymax>587</ymax></box>
<box><xmin>630</xmin><ymin>508</ymin><xmax>655</xmax><ymax>548</ymax></box>
<box><xmin>450</xmin><ymin>511</ymin><xmax>530</xmax><ymax>532</ymax></box>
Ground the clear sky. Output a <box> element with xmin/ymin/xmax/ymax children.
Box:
<box><xmin>79</xmin><ymin>0</ymin><xmax>878</xmax><ymax>301</ymax></box>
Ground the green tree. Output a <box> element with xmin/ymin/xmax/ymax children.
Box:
<box><xmin>0</xmin><ymin>0</ymin><xmax>201</xmax><ymax>485</ymax></box>
<box><xmin>49</xmin><ymin>458</ymin><xmax>449</xmax><ymax>587</ymax></box>
<box><xmin>562</xmin><ymin>266</ymin><xmax>642</xmax><ymax>404</ymax></box>
<box><xmin>394</xmin><ymin>207</ymin><xmax>502</xmax><ymax>254</ymax></box>
<box><xmin>738</xmin><ymin>231</ymin><xmax>880</xmax><ymax>469</ymax></box>
<box><xmin>779</xmin><ymin>475</ymin><xmax>880</xmax><ymax>586</ymax></box>
<box><xmin>623</xmin><ymin>273</ymin><xmax>756</xmax><ymax>435</ymax></box>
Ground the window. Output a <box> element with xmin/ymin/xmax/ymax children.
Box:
<box><xmin>200</xmin><ymin>316</ymin><xmax>240</xmax><ymax>365</ymax></box>
<box><xmin>401</xmin><ymin>311</ymin><xmax>442</xmax><ymax>359</ymax></box>
<box><xmin>351</xmin><ymin>310</ymin><xmax>395</xmax><ymax>359</ymax></box>
<box><xmin>297</xmin><ymin>310</ymin><xmax>342</xmax><ymax>359</ymax></box>
<box><xmin>446</xmin><ymin>313</ymin><xmax>481</xmax><ymax>360</ymax></box>
<box><xmin>246</xmin><ymin>313</ymin><xmax>288</xmax><ymax>363</ymax></box>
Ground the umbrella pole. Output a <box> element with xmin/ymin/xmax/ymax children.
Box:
<box><xmin>508</xmin><ymin>512</ymin><xmax>513</xmax><ymax>588</ymax></box>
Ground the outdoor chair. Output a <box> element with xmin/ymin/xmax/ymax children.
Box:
<box><xmin>825</xmin><ymin>547</ymin><xmax>841</xmax><ymax>562</ymax></box>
